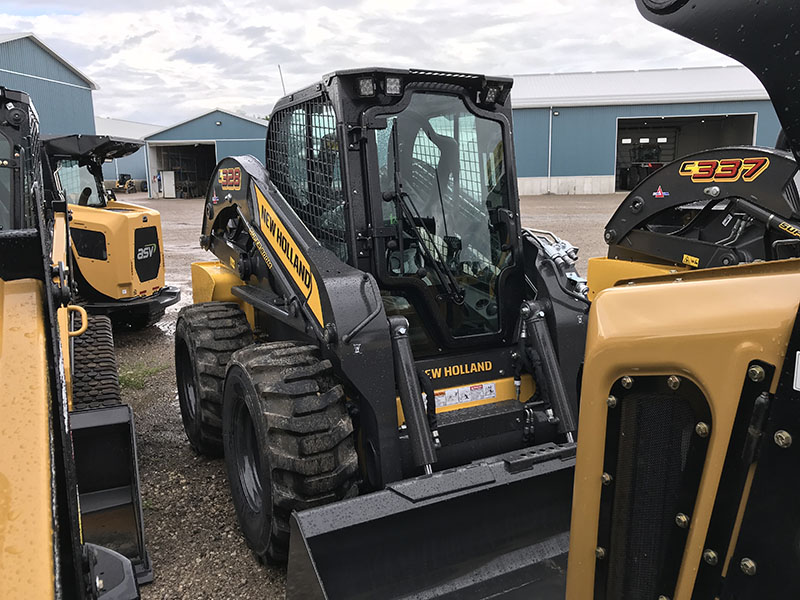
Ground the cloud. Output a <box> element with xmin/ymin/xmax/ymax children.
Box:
<box><xmin>171</xmin><ymin>46</ymin><xmax>237</xmax><ymax>65</ymax></box>
<box><xmin>0</xmin><ymin>0</ymin><xmax>737</xmax><ymax>126</ymax></box>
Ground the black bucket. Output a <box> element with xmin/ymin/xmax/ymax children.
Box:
<box><xmin>71</xmin><ymin>404</ymin><xmax>152</xmax><ymax>585</ymax></box>
<box><xmin>287</xmin><ymin>442</ymin><xmax>575</xmax><ymax>599</ymax></box>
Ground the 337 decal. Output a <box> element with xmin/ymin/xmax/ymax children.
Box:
<box><xmin>678</xmin><ymin>157</ymin><xmax>770</xmax><ymax>183</ymax></box>
<box><xmin>218</xmin><ymin>167</ymin><xmax>242</xmax><ymax>191</ymax></box>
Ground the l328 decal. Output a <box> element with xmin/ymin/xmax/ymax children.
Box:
<box><xmin>678</xmin><ymin>157</ymin><xmax>770</xmax><ymax>183</ymax></box>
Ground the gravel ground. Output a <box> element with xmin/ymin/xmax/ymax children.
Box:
<box><xmin>114</xmin><ymin>191</ymin><xmax>623</xmax><ymax>599</ymax></box>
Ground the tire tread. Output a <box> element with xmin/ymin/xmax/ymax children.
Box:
<box><xmin>227</xmin><ymin>341</ymin><xmax>358</xmax><ymax>563</ymax></box>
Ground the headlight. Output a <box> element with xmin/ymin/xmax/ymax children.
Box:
<box><xmin>357</xmin><ymin>77</ymin><xmax>376</xmax><ymax>97</ymax></box>
<box><xmin>385</xmin><ymin>76</ymin><xmax>402</xmax><ymax>96</ymax></box>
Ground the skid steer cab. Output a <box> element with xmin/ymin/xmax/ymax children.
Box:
<box><xmin>176</xmin><ymin>68</ymin><xmax>589</xmax><ymax>596</ymax></box>
<box><xmin>43</xmin><ymin>134</ymin><xmax>179</xmax><ymax>329</ymax></box>
<box><xmin>0</xmin><ymin>88</ymin><xmax>149</xmax><ymax>599</ymax></box>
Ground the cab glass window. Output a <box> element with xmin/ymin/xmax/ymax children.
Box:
<box><xmin>56</xmin><ymin>159</ymin><xmax>103</xmax><ymax>207</ymax></box>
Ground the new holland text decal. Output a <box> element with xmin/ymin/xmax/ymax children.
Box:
<box><xmin>254</xmin><ymin>187</ymin><xmax>323</xmax><ymax>325</ymax></box>
<box><xmin>678</xmin><ymin>157</ymin><xmax>770</xmax><ymax>183</ymax></box>
<box><xmin>424</xmin><ymin>360</ymin><xmax>492</xmax><ymax>380</ymax></box>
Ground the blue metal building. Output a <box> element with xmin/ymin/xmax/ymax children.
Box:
<box><xmin>510</xmin><ymin>66</ymin><xmax>780</xmax><ymax>195</ymax></box>
<box><xmin>144</xmin><ymin>109</ymin><xmax>267</xmax><ymax>198</ymax></box>
<box><xmin>0</xmin><ymin>32</ymin><xmax>96</xmax><ymax>135</ymax></box>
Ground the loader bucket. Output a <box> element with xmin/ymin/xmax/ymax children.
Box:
<box><xmin>287</xmin><ymin>443</ymin><xmax>575</xmax><ymax>600</ymax></box>
<box><xmin>70</xmin><ymin>404</ymin><xmax>153</xmax><ymax>584</ymax></box>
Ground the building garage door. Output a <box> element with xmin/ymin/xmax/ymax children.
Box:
<box><xmin>616</xmin><ymin>114</ymin><xmax>756</xmax><ymax>191</ymax></box>
<box><xmin>152</xmin><ymin>143</ymin><xmax>216</xmax><ymax>198</ymax></box>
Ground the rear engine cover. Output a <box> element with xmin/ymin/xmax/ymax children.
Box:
<box><xmin>133</xmin><ymin>226</ymin><xmax>160</xmax><ymax>282</ymax></box>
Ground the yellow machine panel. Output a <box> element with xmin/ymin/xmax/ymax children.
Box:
<box><xmin>566</xmin><ymin>259</ymin><xmax>800</xmax><ymax>600</ymax></box>
<box><xmin>191</xmin><ymin>261</ymin><xmax>255</xmax><ymax>327</ymax></box>
<box><xmin>70</xmin><ymin>200</ymin><xmax>166</xmax><ymax>300</ymax></box>
<box><xmin>586</xmin><ymin>256</ymin><xmax>688</xmax><ymax>301</ymax></box>
<box><xmin>0</xmin><ymin>278</ymin><xmax>55</xmax><ymax>600</ymax></box>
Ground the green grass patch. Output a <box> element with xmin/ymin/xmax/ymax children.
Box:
<box><xmin>119</xmin><ymin>362</ymin><xmax>168</xmax><ymax>390</ymax></box>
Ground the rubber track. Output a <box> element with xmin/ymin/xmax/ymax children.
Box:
<box><xmin>72</xmin><ymin>314</ymin><xmax>121</xmax><ymax>410</ymax></box>
<box><xmin>176</xmin><ymin>302</ymin><xmax>253</xmax><ymax>455</ymax></box>
<box><xmin>230</xmin><ymin>342</ymin><xmax>359</xmax><ymax>563</ymax></box>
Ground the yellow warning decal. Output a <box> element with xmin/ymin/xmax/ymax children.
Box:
<box><xmin>682</xmin><ymin>254</ymin><xmax>699</xmax><ymax>267</ymax></box>
<box><xmin>396</xmin><ymin>375</ymin><xmax>535</xmax><ymax>425</ymax></box>
<box><xmin>255</xmin><ymin>187</ymin><xmax>323</xmax><ymax>325</ymax></box>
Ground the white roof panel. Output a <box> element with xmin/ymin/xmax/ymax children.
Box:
<box><xmin>94</xmin><ymin>117</ymin><xmax>163</xmax><ymax>140</ymax></box>
<box><xmin>510</xmin><ymin>66</ymin><xmax>768</xmax><ymax>109</ymax></box>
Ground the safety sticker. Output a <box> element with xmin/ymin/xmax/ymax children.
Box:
<box><xmin>435</xmin><ymin>382</ymin><xmax>497</xmax><ymax>408</ymax></box>
<box><xmin>682</xmin><ymin>253</ymin><xmax>700</xmax><ymax>267</ymax></box>
<box><xmin>793</xmin><ymin>351</ymin><xmax>800</xmax><ymax>392</ymax></box>
<box><xmin>653</xmin><ymin>186</ymin><xmax>670</xmax><ymax>198</ymax></box>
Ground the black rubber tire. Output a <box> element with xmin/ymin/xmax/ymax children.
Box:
<box><xmin>175</xmin><ymin>302</ymin><xmax>253</xmax><ymax>457</ymax></box>
<box><xmin>222</xmin><ymin>342</ymin><xmax>359</xmax><ymax>564</ymax></box>
<box><xmin>72</xmin><ymin>314</ymin><xmax>121</xmax><ymax>410</ymax></box>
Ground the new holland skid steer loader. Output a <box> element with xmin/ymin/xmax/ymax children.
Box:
<box><xmin>43</xmin><ymin>135</ymin><xmax>179</xmax><ymax>329</ymax></box>
<box><xmin>177</xmin><ymin>0</ymin><xmax>800</xmax><ymax>597</ymax></box>
<box><xmin>0</xmin><ymin>88</ymin><xmax>151</xmax><ymax>598</ymax></box>
<box><xmin>177</xmin><ymin>63</ymin><xmax>588</xmax><ymax>594</ymax></box>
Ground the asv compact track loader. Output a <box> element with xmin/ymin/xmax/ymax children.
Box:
<box><xmin>176</xmin><ymin>68</ymin><xmax>588</xmax><ymax>594</ymax></box>
<box><xmin>563</xmin><ymin>2</ymin><xmax>800</xmax><ymax>598</ymax></box>
<box><xmin>43</xmin><ymin>135</ymin><xmax>179</xmax><ymax>329</ymax></box>
<box><xmin>178</xmin><ymin>1</ymin><xmax>800</xmax><ymax>597</ymax></box>
<box><xmin>0</xmin><ymin>88</ymin><xmax>151</xmax><ymax>598</ymax></box>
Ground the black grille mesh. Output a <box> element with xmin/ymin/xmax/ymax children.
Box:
<box><xmin>265</xmin><ymin>95</ymin><xmax>348</xmax><ymax>261</ymax></box>
<box><xmin>606</xmin><ymin>392</ymin><xmax>694</xmax><ymax>599</ymax></box>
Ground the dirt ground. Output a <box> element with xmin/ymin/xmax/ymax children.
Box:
<box><xmin>115</xmin><ymin>191</ymin><xmax>624</xmax><ymax>599</ymax></box>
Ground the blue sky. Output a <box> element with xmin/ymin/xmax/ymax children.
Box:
<box><xmin>0</xmin><ymin>0</ymin><xmax>736</xmax><ymax>125</ymax></box>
